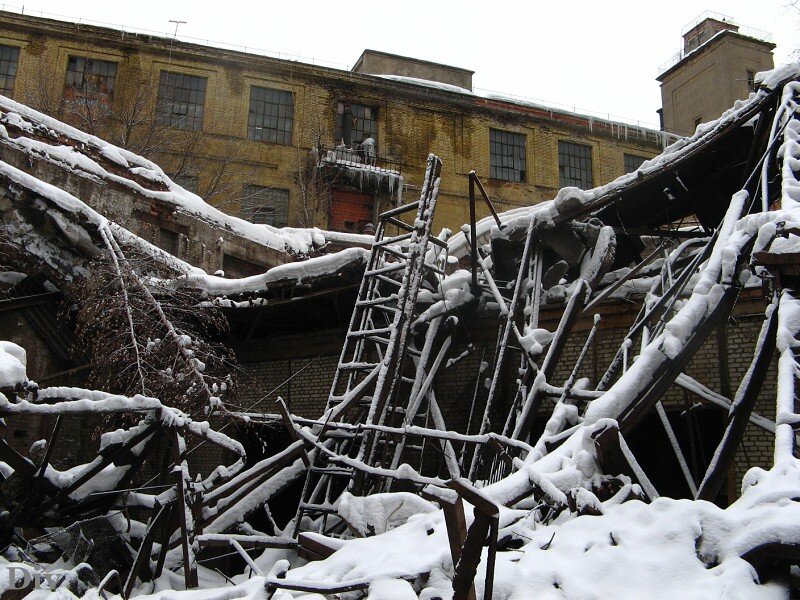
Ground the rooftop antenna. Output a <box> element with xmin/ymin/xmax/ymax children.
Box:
<box><xmin>167</xmin><ymin>20</ymin><xmax>186</xmax><ymax>65</ymax></box>
<box><xmin>169</xmin><ymin>20</ymin><xmax>186</xmax><ymax>39</ymax></box>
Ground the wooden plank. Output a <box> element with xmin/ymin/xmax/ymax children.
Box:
<box><xmin>276</xmin><ymin>398</ymin><xmax>311</xmax><ymax>467</ymax></box>
<box><xmin>696</xmin><ymin>305</ymin><xmax>779</xmax><ymax>501</ymax></box>
<box><xmin>152</xmin><ymin>504</ymin><xmax>175</xmax><ymax>580</ymax></box>
<box><xmin>171</xmin><ymin>428</ymin><xmax>198</xmax><ymax>589</ymax></box>
<box><xmin>422</xmin><ymin>486</ymin><xmax>468</xmax><ymax>565</ymax></box>
<box><xmin>39</xmin><ymin>425</ymin><xmax>156</xmax><ymax>512</ymax></box>
<box><xmin>124</xmin><ymin>504</ymin><xmax>169</xmax><ymax>597</ymax></box>
<box><xmin>451</xmin><ymin>510</ymin><xmax>488</xmax><ymax>600</ymax></box>
<box><xmin>297</xmin><ymin>532</ymin><xmax>342</xmax><ymax>561</ymax></box>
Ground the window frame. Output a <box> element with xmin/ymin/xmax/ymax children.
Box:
<box><xmin>156</xmin><ymin>70</ymin><xmax>207</xmax><ymax>132</ymax></box>
<box><xmin>63</xmin><ymin>55</ymin><xmax>118</xmax><ymax>105</ymax></box>
<box><xmin>623</xmin><ymin>153</ymin><xmax>648</xmax><ymax>175</ymax></box>
<box><xmin>247</xmin><ymin>85</ymin><xmax>294</xmax><ymax>145</ymax></box>
<box><xmin>335</xmin><ymin>101</ymin><xmax>378</xmax><ymax>147</ymax></box>
<box><xmin>558</xmin><ymin>140</ymin><xmax>593</xmax><ymax>189</ymax></box>
<box><xmin>489</xmin><ymin>128</ymin><xmax>527</xmax><ymax>183</ymax></box>
<box><xmin>240</xmin><ymin>185</ymin><xmax>290</xmax><ymax>227</ymax></box>
<box><xmin>0</xmin><ymin>44</ymin><xmax>21</xmax><ymax>97</ymax></box>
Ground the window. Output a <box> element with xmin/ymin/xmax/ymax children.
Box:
<box><xmin>747</xmin><ymin>70</ymin><xmax>756</xmax><ymax>93</ymax></box>
<box><xmin>64</xmin><ymin>56</ymin><xmax>117</xmax><ymax>105</ymax></box>
<box><xmin>694</xmin><ymin>117</ymin><xmax>703</xmax><ymax>130</ymax></box>
<box><xmin>157</xmin><ymin>228</ymin><xmax>180</xmax><ymax>256</ymax></box>
<box><xmin>490</xmin><ymin>129</ymin><xmax>526</xmax><ymax>182</ymax></box>
<box><xmin>558</xmin><ymin>141</ymin><xmax>593</xmax><ymax>189</ymax></box>
<box><xmin>241</xmin><ymin>185</ymin><xmax>289</xmax><ymax>227</ymax></box>
<box><xmin>156</xmin><ymin>71</ymin><xmax>207</xmax><ymax>131</ymax></box>
<box><xmin>624</xmin><ymin>154</ymin><xmax>648</xmax><ymax>174</ymax></box>
<box><xmin>222</xmin><ymin>254</ymin><xmax>265</xmax><ymax>278</ymax></box>
<box><xmin>0</xmin><ymin>45</ymin><xmax>20</xmax><ymax>97</ymax></box>
<box><xmin>173</xmin><ymin>174</ymin><xmax>199</xmax><ymax>194</ymax></box>
<box><xmin>248</xmin><ymin>86</ymin><xmax>294</xmax><ymax>145</ymax></box>
<box><xmin>335</xmin><ymin>102</ymin><xmax>377</xmax><ymax>146</ymax></box>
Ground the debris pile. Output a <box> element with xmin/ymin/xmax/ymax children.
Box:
<box><xmin>0</xmin><ymin>64</ymin><xmax>799</xmax><ymax>598</ymax></box>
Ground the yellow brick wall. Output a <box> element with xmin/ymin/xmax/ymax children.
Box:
<box><xmin>0</xmin><ymin>12</ymin><xmax>666</xmax><ymax>236</ymax></box>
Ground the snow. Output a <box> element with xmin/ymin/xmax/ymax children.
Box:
<box><xmin>182</xmin><ymin>247</ymin><xmax>368</xmax><ymax>295</ymax></box>
<box><xmin>337</xmin><ymin>491</ymin><xmax>437</xmax><ymax>536</ymax></box>
<box><xmin>0</xmin><ymin>96</ymin><xmax>373</xmax><ymax>256</ymax></box>
<box><xmin>0</xmin><ymin>341</ymin><xmax>26</xmax><ymax>388</ymax></box>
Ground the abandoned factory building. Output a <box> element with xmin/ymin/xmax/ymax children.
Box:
<box><xmin>0</xmin><ymin>9</ymin><xmax>784</xmax><ymax>508</ymax></box>
<box><xmin>0</xmin><ymin>9</ymin><xmax>682</xmax><ymax>242</ymax></box>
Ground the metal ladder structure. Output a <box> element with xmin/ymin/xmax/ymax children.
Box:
<box><xmin>293</xmin><ymin>154</ymin><xmax>447</xmax><ymax>535</ymax></box>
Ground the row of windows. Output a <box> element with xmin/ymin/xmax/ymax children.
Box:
<box><xmin>0</xmin><ymin>45</ymin><xmax>386</xmax><ymax>150</ymax></box>
<box><xmin>489</xmin><ymin>129</ymin><xmax>648</xmax><ymax>187</ymax></box>
<box><xmin>0</xmin><ymin>45</ymin><xmax>650</xmax><ymax>189</ymax></box>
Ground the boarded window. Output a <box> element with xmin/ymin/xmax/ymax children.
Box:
<box><xmin>335</xmin><ymin>102</ymin><xmax>378</xmax><ymax>147</ymax></box>
<box><xmin>0</xmin><ymin>45</ymin><xmax>20</xmax><ymax>97</ymax></box>
<box><xmin>490</xmin><ymin>129</ymin><xmax>526</xmax><ymax>182</ymax></box>
<box><xmin>248</xmin><ymin>86</ymin><xmax>294</xmax><ymax>145</ymax></box>
<box><xmin>64</xmin><ymin>56</ymin><xmax>117</xmax><ymax>106</ymax></box>
<box><xmin>624</xmin><ymin>153</ymin><xmax>648</xmax><ymax>174</ymax></box>
<box><xmin>241</xmin><ymin>185</ymin><xmax>289</xmax><ymax>227</ymax></box>
<box><xmin>558</xmin><ymin>141</ymin><xmax>593</xmax><ymax>189</ymax></box>
<box><xmin>156</xmin><ymin>71</ymin><xmax>207</xmax><ymax>131</ymax></box>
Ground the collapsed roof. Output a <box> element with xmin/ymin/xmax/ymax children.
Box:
<box><xmin>0</xmin><ymin>63</ymin><xmax>799</xmax><ymax>598</ymax></box>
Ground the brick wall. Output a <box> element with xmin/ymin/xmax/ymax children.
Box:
<box><xmin>238</xmin><ymin>301</ymin><xmax>777</xmax><ymax>499</ymax></box>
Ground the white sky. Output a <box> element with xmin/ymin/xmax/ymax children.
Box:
<box><xmin>4</xmin><ymin>0</ymin><xmax>798</xmax><ymax>128</ymax></box>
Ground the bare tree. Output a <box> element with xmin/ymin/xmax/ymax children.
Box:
<box><xmin>73</xmin><ymin>231</ymin><xmax>237</xmax><ymax>419</ymax></box>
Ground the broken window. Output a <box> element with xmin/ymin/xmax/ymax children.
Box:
<box><xmin>0</xmin><ymin>45</ymin><xmax>20</xmax><ymax>97</ymax></box>
<box><xmin>156</xmin><ymin>71</ymin><xmax>207</xmax><ymax>131</ymax></box>
<box><xmin>490</xmin><ymin>129</ymin><xmax>526</xmax><ymax>182</ymax></box>
<box><xmin>335</xmin><ymin>102</ymin><xmax>377</xmax><ymax>148</ymax></box>
<box><xmin>624</xmin><ymin>153</ymin><xmax>648</xmax><ymax>174</ymax></box>
<box><xmin>240</xmin><ymin>185</ymin><xmax>289</xmax><ymax>227</ymax></box>
<box><xmin>558</xmin><ymin>140</ymin><xmax>593</xmax><ymax>189</ymax></box>
<box><xmin>63</xmin><ymin>56</ymin><xmax>117</xmax><ymax>107</ymax></box>
<box><xmin>248</xmin><ymin>86</ymin><xmax>294</xmax><ymax>145</ymax></box>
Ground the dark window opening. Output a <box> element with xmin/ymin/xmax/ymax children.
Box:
<box><xmin>558</xmin><ymin>141</ymin><xmax>593</xmax><ymax>189</ymax></box>
<box><xmin>747</xmin><ymin>70</ymin><xmax>756</xmax><ymax>93</ymax></box>
<box><xmin>156</xmin><ymin>71</ymin><xmax>207</xmax><ymax>131</ymax></box>
<box><xmin>248</xmin><ymin>86</ymin><xmax>294</xmax><ymax>145</ymax></box>
<box><xmin>222</xmin><ymin>254</ymin><xmax>265</xmax><ymax>278</ymax></box>
<box><xmin>0</xmin><ymin>45</ymin><xmax>20</xmax><ymax>97</ymax></box>
<box><xmin>157</xmin><ymin>228</ymin><xmax>180</xmax><ymax>256</ymax></box>
<box><xmin>335</xmin><ymin>102</ymin><xmax>378</xmax><ymax>148</ymax></box>
<box><xmin>241</xmin><ymin>185</ymin><xmax>289</xmax><ymax>227</ymax></box>
<box><xmin>490</xmin><ymin>129</ymin><xmax>526</xmax><ymax>183</ymax></box>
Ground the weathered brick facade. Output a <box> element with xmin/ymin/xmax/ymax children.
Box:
<box><xmin>0</xmin><ymin>10</ymin><xmax>670</xmax><ymax>236</ymax></box>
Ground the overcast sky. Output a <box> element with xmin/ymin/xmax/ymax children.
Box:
<box><xmin>5</xmin><ymin>1</ymin><xmax>798</xmax><ymax>128</ymax></box>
